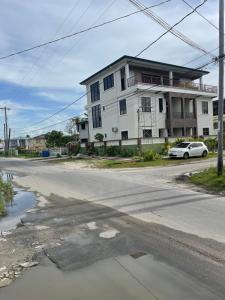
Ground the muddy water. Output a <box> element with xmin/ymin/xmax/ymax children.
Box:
<box><xmin>0</xmin><ymin>178</ymin><xmax>37</xmax><ymax>231</ymax></box>
<box><xmin>0</xmin><ymin>255</ymin><xmax>215</xmax><ymax>300</ymax></box>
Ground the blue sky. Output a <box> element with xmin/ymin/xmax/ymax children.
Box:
<box><xmin>0</xmin><ymin>0</ymin><xmax>219</xmax><ymax>138</ymax></box>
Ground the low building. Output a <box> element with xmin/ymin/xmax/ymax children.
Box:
<box><xmin>27</xmin><ymin>134</ymin><xmax>46</xmax><ymax>152</ymax></box>
<box><xmin>77</xmin><ymin>118</ymin><xmax>89</xmax><ymax>143</ymax></box>
<box><xmin>80</xmin><ymin>55</ymin><xmax>217</xmax><ymax>151</ymax></box>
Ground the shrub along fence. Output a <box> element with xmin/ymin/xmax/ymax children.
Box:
<box><xmin>80</xmin><ymin>136</ymin><xmax>219</xmax><ymax>157</ymax></box>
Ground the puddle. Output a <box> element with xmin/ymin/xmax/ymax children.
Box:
<box><xmin>0</xmin><ymin>173</ymin><xmax>37</xmax><ymax>231</ymax></box>
<box><xmin>0</xmin><ymin>255</ymin><xmax>216</xmax><ymax>300</ymax></box>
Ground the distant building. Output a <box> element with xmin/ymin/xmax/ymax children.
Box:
<box><xmin>77</xmin><ymin>118</ymin><xmax>89</xmax><ymax>143</ymax></box>
<box><xmin>80</xmin><ymin>55</ymin><xmax>217</xmax><ymax>150</ymax></box>
<box><xmin>27</xmin><ymin>134</ymin><xmax>46</xmax><ymax>151</ymax></box>
<box><xmin>9</xmin><ymin>137</ymin><xmax>28</xmax><ymax>149</ymax></box>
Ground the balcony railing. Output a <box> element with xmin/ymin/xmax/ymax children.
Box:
<box><xmin>172</xmin><ymin>111</ymin><xmax>195</xmax><ymax>119</ymax></box>
<box><xmin>127</xmin><ymin>75</ymin><xmax>217</xmax><ymax>94</ymax></box>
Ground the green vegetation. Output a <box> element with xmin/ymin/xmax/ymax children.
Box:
<box><xmin>190</xmin><ymin>168</ymin><xmax>225</xmax><ymax>193</ymax></box>
<box><xmin>0</xmin><ymin>177</ymin><xmax>14</xmax><ymax>217</ymax></box>
<box><xmin>45</xmin><ymin>130</ymin><xmax>75</xmax><ymax>147</ymax></box>
<box><xmin>95</xmin><ymin>155</ymin><xmax>216</xmax><ymax>169</ymax></box>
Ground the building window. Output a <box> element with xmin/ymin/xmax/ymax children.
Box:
<box><xmin>202</xmin><ymin>101</ymin><xmax>208</xmax><ymax>114</ymax></box>
<box><xmin>90</xmin><ymin>81</ymin><xmax>100</xmax><ymax>102</ymax></box>
<box><xmin>121</xmin><ymin>131</ymin><xmax>128</xmax><ymax>140</ymax></box>
<box><xmin>143</xmin><ymin>129</ymin><xmax>152</xmax><ymax>138</ymax></box>
<box><xmin>81</xmin><ymin>123</ymin><xmax>85</xmax><ymax>130</ymax></box>
<box><xmin>103</xmin><ymin>74</ymin><xmax>114</xmax><ymax>90</ymax></box>
<box><xmin>92</xmin><ymin>105</ymin><xmax>102</xmax><ymax>128</ymax></box>
<box><xmin>203</xmin><ymin>128</ymin><xmax>209</xmax><ymax>136</ymax></box>
<box><xmin>213</xmin><ymin>122</ymin><xmax>218</xmax><ymax>129</ymax></box>
<box><xmin>141</xmin><ymin>97</ymin><xmax>151</xmax><ymax>112</ymax></box>
<box><xmin>120</xmin><ymin>67</ymin><xmax>126</xmax><ymax>91</ymax></box>
<box><xmin>159</xmin><ymin>98</ymin><xmax>163</xmax><ymax>113</ymax></box>
<box><xmin>119</xmin><ymin>99</ymin><xmax>127</xmax><ymax>115</ymax></box>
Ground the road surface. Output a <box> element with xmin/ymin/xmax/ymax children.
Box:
<box><xmin>0</xmin><ymin>157</ymin><xmax>225</xmax><ymax>299</ymax></box>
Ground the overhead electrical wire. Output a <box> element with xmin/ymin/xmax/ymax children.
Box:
<box><xmin>0</xmin><ymin>0</ymin><xmax>171</xmax><ymax>61</ymax></box>
<box><xmin>128</xmin><ymin>0</ymin><xmax>215</xmax><ymax>59</ymax></box>
<box><xmin>13</xmin><ymin>0</ymin><xmax>216</xmax><ymax>134</ymax></box>
<box><xmin>181</xmin><ymin>0</ymin><xmax>219</xmax><ymax>31</ymax></box>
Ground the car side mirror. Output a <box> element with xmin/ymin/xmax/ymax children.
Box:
<box><xmin>188</xmin><ymin>146</ymin><xmax>192</xmax><ymax>149</ymax></box>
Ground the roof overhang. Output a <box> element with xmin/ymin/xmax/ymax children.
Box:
<box><xmin>80</xmin><ymin>55</ymin><xmax>209</xmax><ymax>85</ymax></box>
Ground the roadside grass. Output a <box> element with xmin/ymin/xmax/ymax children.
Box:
<box><xmin>190</xmin><ymin>167</ymin><xmax>225</xmax><ymax>192</ymax></box>
<box><xmin>95</xmin><ymin>153</ymin><xmax>216</xmax><ymax>169</ymax></box>
<box><xmin>50</xmin><ymin>152</ymin><xmax>217</xmax><ymax>169</ymax></box>
<box><xmin>0</xmin><ymin>177</ymin><xmax>14</xmax><ymax>216</ymax></box>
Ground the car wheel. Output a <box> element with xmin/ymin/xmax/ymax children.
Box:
<box><xmin>183</xmin><ymin>152</ymin><xmax>189</xmax><ymax>159</ymax></box>
<box><xmin>202</xmin><ymin>150</ymin><xmax>208</xmax><ymax>158</ymax></box>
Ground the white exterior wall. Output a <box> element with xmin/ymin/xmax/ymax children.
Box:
<box><xmin>196</xmin><ymin>97</ymin><xmax>214</xmax><ymax>136</ymax></box>
<box><xmin>78</xmin><ymin>122</ymin><xmax>89</xmax><ymax>141</ymax></box>
<box><xmin>84</xmin><ymin>62</ymin><xmax>216</xmax><ymax>143</ymax></box>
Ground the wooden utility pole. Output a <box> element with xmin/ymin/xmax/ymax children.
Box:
<box><xmin>217</xmin><ymin>0</ymin><xmax>224</xmax><ymax>176</ymax></box>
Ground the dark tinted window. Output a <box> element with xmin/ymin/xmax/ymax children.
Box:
<box><xmin>159</xmin><ymin>98</ymin><xmax>163</xmax><ymax>113</ymax></box>
<box><xmin>176</xmin><ymin>143</ymin><xmax>190</xmax><ymax>148</ymax></box>
<box><xmin>81</xmin><ymin>123</ymin><xmax>85</xmax><ymax>130</ymax></box>
<box><xmin>119</xmin><ymin>99</ymin><xmax>127</xmax><ymax>115</ymax></box>
<box><xmin>203</xmin><ymin>128</ymin><xmax>209</xmax><ymax>136</ymax></box>
<box><xmin>90</xmin><ymin>81</ymin><xmax>100</xmax><ymax>102</ymax></box>
<box><xmin>92</xmin><ymin>105</ymin><xmax>102</xmax><ymax>128</ymax></box>
<box><xmin>121</xmin><ymin>131</ymin><xmax>128</xmax><ymax>140</ymax></box>
<box><xmin>104</xmin><ymin>74</ymin><xmax>114</xmax><ymax>90</ymax></box>
<box><xmin>202</xmin><ymin>101</ymin><xmax>208</xmax><ymax>114</ymax></box>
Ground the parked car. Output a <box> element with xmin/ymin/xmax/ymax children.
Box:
<box><xmin>168</xmin><ymin>142</ymin><xmax>208</xmax><ymax>159</ymax></box>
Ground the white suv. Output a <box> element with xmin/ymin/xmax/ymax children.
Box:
<box><xmin>168</xmin><ymin>142</ymin><xmax>208</xmax><ymax>159</ymax></box>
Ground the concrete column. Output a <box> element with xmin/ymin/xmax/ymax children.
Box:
<box><xmin>182</xmin><ymin>98</ymin><xmax>185</xmax><ymax>119</ymax></box>
<box><xmin>199</xmin><ymin>77</ymin><xmax>203</xmax><ymax>90</ymax></box>
<box><xmin>169</xmin><ymin>71</ymin><xmax>173</xmax><ymax>86</ymax></box>
<box><xmin>125</xmin><ymin>64</ymin><xmax>130</xmax><ymax>88</ymax></box>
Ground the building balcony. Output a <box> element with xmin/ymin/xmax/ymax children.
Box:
<box><xmin>127</xmin><ymin>75</ymin><xmax>217</xmax><ymax>94</ymax></box>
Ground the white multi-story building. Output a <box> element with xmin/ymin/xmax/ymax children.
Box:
<box><xmin>80</xmin><ymin>56</ymin><xmax>217</xmax><ymax>149</ymax></box>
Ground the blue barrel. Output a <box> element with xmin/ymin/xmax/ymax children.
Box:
<box><xmin>41</xmin><ymin>150</ymin><xmax>50</xmax><ymax>157</ymax></box>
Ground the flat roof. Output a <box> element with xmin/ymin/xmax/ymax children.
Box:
<box><xmin>80</xmin><ymin>55</ymin><xmax>209</xmax><ymax>85</ymax></box>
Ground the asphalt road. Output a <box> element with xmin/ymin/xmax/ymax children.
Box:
<box><xmin>0</xmin><ymin>157</ymin><xmax>225</xmax><ymax>299</ymax></box>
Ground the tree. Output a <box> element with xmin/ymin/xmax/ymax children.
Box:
<box><xmin>65</xmin><ymin>117</ymin><xmax>80</xmax><ymax>135</ymax></box>
<box><xmin>45</xmin><ymin>131</ymin><xmax>64</xmax><ymax>147</ymax></box>
<box><xmin>94</xmin><ymin>133</ymin><xmax>104</xmax><ymax>142</ymax></box>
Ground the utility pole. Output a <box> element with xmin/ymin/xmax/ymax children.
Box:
<box><xmin>217</xmin><ymin>0</ymin><xmax>224</xmax><ymax>176</ymax></box>
<box><xmin>0</xmin><ymin>107</ymin><xmax>10</xmax><ymax>155</ymax></box>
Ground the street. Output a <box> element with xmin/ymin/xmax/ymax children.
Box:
<box><xmin>0</xmin><ymin>157</ymin><xmax>225</xmax><ymax>299</ymax></box>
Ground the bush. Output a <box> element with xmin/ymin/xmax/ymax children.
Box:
<box><xmin>204</xmin><ymin>138</ymin><xmax>218</xmax><ymax>152</ymax></box>
<box><xmin>106</xmin><ymin>146</ymin><xmax>121</xmax><ymax>156</ymax></box>
<box><xmin>143</xmin><ymin>150</ymin><xmax>161</xmax><ymax>161</ymax></box>
<box><xmin>120</xmin><ymin>148</ymin><xmax>136</xmax><ymax>157</ymax></box>
<box><xmin>161</xmin><ymin>142</ymin><xmax>172</xmax><ymax>155</ymax></box>
<box><xmin>173</xmin><ymin>138</ymin><xmax>185</xmax><ymax>146</ymax></box>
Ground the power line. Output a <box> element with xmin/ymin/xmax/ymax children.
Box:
<box><xmin>134</xmin><ymin>0</ymin><xmax>214</xmax><ymax>58</ymax></box>
<box><xmin>181</xmin><ymin>0</ymin><xmax>219</xmax><ymax>31</ymax></box>
<box><xmin>52</xmin><ymin>0</ymin><xmax>118</xmax><ymax>70</ymax></box>
<box><xmin>13</xmin><ymin>0</ymin><xmax>215</xmax><ymax>134</ymax></box>
<box><xmin>0</xmin><ymin>0</ymin><xmax>171</xmax><ymax>61</ymax></box>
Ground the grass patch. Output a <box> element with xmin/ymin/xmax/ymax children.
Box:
<box><xmin>0</xmin><ymin>177</ymin><xmax>14</xmax><ymax>217</ymax></box>
<box><xmin>190</xmin><ymin>167</ymin><xmax>225</xmax><ymax>192</ymax></box>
